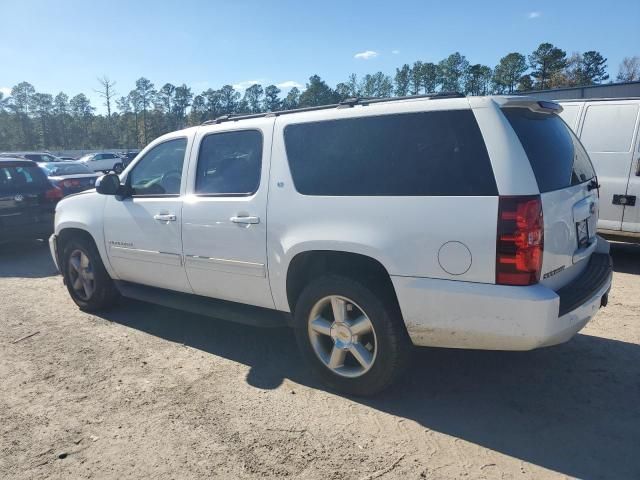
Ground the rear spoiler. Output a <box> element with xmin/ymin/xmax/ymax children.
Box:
<box><xmin>491</xmin><ymin>96</ymin><xmax>563</xmax><ymax>114</ymax></box>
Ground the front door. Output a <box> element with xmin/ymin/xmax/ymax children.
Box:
<box><xmin>181</xmin><ymin>119</ymin><xmax>275</xmax><ymax>308</ymax></box>
<box><xmin>578</xmin><ymin>101</ymin><xmax>640</xmax><ymax>231</ymax></box>
<box><xmin>103</xmin><ymin>137</ymin><xmax>192</xmax><ymax>292</ymax></box>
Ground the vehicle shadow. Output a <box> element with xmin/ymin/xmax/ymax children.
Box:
<box><xmin>101</xmin><ymin>298</ymin><xmax>640</xmax><ymax>480</ymax></box>
<box><xmin>0</xmin><ymin>240</ymin><xmax>58</xmax><ymax>278</ymax></box>
<box><xmin>610</xmin><ymin>241</ymin><xmax>640</xmax><ymax>275</ymax></box>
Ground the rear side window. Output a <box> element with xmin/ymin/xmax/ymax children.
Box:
<box><xmin>284</xmin><ymin>110</ymin><xmax>497</xmax><ymax>196</ymax></box>
<box><xmin>0</xmin><ymin>165</ymin><xmax>49</xmax><ymax>193</ymax></box>
<box><xmin>195</xmin><ymin>130</ymin><xmax>262</xmax><ymax>196</ymax></box>
<box><xmin>502</xmin><ymin>108</ymin><xmax>595</xmax><ymax>193</ymax></box>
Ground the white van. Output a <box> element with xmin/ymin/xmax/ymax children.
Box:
<box><xmin>559</xmin><ymin>98</ymin><xmax>640</xmax><ymax>240</ymax></box>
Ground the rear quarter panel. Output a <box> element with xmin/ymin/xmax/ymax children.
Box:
<box><xmin>266</xmin><ymin>101</ymin><xmax>499</xmax><ymax>312</ymax></box>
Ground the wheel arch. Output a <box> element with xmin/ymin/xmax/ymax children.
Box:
<box><xmin>285</xmin><ymin>250</ymin><xmax>401</xmax><ymax>315</ymax></box>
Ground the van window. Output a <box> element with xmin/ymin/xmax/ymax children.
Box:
<box><xmin>580</xmin><ymin>104</ymin><xmax>639</xmax><ymax>153</ymax></box>
<box><xmin>284</xmin><ymin>110</ymin><xmax>497</xmax><ymax>196</ymax></box>
<box><xmin>195</xmin><ymin>130</ymin><xmax>262</xmax><ymax>196</ymax></box>
<box><xmin>502</xmin><ymin>108</ymin><xmax>595</xmax><ymax>192</ymax></box>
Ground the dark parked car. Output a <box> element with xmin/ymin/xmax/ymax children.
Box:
<box><xmin>0</xmin><ymin>151</ymin><xmax>63</xmax><ymax>163</ymax></box>
<box><xmin>39</xmin><ymin>161</ymin><xmax>100</xmax><ymax>196</ymax></box>
<box><xmin>0</xmin><ymin>158</ymin><xmax>62</xmax><ymax>244</ymax></box>
<box><xmin>119</xmin><ymin>151</ymin><xmax>140</xmax><ymax>168</ymax></box>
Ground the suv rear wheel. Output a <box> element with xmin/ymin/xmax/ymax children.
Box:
<box><xmin>61</xmin><ymin>236</ymin><xmax>119</xmax><ymax>311</ymax></box>
<box><xmin>294</xmin><ymin>275</ymin><xmax>411</xmax><ymax>396</ymax></box>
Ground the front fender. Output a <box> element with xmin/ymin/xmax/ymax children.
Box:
<box><xmin>54</xmin><ymin>192</ymin><xmax>118</xmax><ymax>278</ymax></box>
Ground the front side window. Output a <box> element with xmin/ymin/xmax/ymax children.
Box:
<box><xmin>195</xmin><ymin>130</ymin><xmax>262</xmax><ymax>196</ymax></box>
<box><xmin>284</xmin><ymin>110</ymin><xmax>497</xmax><ymax>196</ymax></box>
<box><xmin>128</xmin><ymin>138</ymin><xmax>187</xmax><ymax>196</ymax></box>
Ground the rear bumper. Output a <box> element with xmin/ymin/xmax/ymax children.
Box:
<box><xmin>392</xmin><ymin>251</ymin><xmax>612</xmax><ymax>351</ymax></box>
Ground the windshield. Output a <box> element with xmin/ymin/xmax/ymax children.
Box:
<box><xmin>40</xmin><ymin>162</ymin><xmax>93</xmax><ymax>176</ymax></box>
<box><xmin>502</xmin><ymin>108</ymin><xmax>596</xmax><ymax>192</ymax></box>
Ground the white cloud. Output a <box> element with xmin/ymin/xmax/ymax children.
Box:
<box><xmin>0</xmin><ymin>87</ymin><xmax>11</xmax><ymax>97</ymax></box>
<box><xmin>276</xmin><ymin>80</ymin><xmax>303</xmax><ymax>90</ymax></box>
<box><xmin>354</xmin><ymin>50</ymin><xmax>378</xmax><ymax>60</ymax></box>
<box><xmin>391</xmin><ymin>50</ymin><xmax>400</xmax><ymax>55</ymax></box>
<box><xmin>528</xmin><ymin>11</ymin><xmax>541</xmax><ymax>19</ymax></box>
<box><xmin>232</xmin><ymin>79</ymin><xmax>265</xmax><ymax>91</ymax></box>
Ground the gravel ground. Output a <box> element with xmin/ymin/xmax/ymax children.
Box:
<box><xmin>0</xmin><ymin>241</ymin><xmax>638</xmax><ymax>480</ymax></box>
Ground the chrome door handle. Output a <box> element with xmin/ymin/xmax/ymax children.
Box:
<box><xmin>230</xmin><ymin>215</ymin><xmax>260</xmax><ymax>224</ymax></box>
<box><xmin>153</xmin><ymin>213</ymin><xmax>176</xmax><ymax>222</ymax></box>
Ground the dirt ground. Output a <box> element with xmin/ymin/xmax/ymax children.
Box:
<box><xmin>0</xmin><ymin>241</ymin><xmax>638</xmax><ymax>480</ymax></box>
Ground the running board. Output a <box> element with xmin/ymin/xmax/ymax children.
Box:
<box><xmin>114</xmin><ymin>281</ymin><xmax>291</xmax><ymax>328</ymax></box>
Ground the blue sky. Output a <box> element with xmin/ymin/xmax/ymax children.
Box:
<box><xmin>1</xmin><ymin>0</ymin><xmax>638</xmax><ymax>111</ymax></box>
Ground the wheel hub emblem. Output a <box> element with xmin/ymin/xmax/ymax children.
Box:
<box><xmin>330</xmin><ymin>322</ymin><xmax>353</xmax><ymax>349</ymax></box>
<box><xmin>14</xmin><ymin>194</ymin><xmax>24</xmax><ymax>202</ymax></box>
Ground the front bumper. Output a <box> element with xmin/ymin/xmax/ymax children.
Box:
<box><xmin>49</xmin><ymin>234</ymin><xmax>60</xmax><ymax>273</ymax></box>
<box><xmin>392</xmin><ymin>252</ymin><xmax>613</xmax><ymax>351</ymax></box>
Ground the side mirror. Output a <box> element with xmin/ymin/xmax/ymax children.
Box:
<box><xmin>96</xmin><ymin>173</ymin><xmax>122</xmax><ymax>195</ymax></box>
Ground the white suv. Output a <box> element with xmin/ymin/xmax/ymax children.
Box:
<box><xmin>77</xmin><ymin>152</ymin><xmax>125</xmax><ymax>174</ymax></box>
<box><xmin>49</xmin><ymin>95</ymin><xmax>613</xmax><ymax>395</ymax></box>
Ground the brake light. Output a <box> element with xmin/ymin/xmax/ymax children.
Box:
<box><xmin>45</xmin><ymin>186</ymin><xmax>64</xmax><ymax>202</ymax></box>
<box><xmin>496</xmin><ymin>195</ymin><xmax>544</xmax><ymax>286</ymax></box>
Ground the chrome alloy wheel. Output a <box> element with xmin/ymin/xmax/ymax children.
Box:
<box><xmin>308</xmin><ymin>295</ymin><xmax>378</xmax><ymax>378</ymax></box>
<box><xmin>68</xmin><ymin>249</ymin><xmax>95</xmax><ymax>300</ymax></box>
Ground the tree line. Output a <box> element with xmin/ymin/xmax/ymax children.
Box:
<box><xmin>1</xmin><ymin>43</ymin><xmax>638</xmax><ymax>151</ymax></box>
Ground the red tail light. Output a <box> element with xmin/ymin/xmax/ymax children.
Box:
<box><xmin>45</xmin><ymin>186</ymin><xmax>64</xmax><ymax>202</ymax></box>
<box><xmin>496</xmin><ymin>195</ymin><xmax>544</xmax><ymax>286</ymax></box>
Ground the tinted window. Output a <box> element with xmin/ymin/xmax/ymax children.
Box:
<box><xmin>195</xmin><ymin>130</ymin><xmax>262</xmax><ymax>195</ymax></box>
<box><xmin>128</xmin><ymin>138</ymin><xmax>187</xmax><ymax>196</ymax></box>
<box><xmin>0</xmin><ymin>165</ymin><xmax>49</xmax><ymax>193</ymax></box>
<box><xmin>502</xmin><ymin>108</ymin><xmax>595</xmax><ymax>193</ymax></box>
<box><xmin>284</xmin><ymin>110</ymin><xmax>497</xmax><ymax>196</ymax></box>
<box><xmin>580</xmin><ymin>104</ymin><xmax>639</xmax><ymax>153</ymax></box>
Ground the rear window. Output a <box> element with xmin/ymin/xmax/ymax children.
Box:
<box><xmin>502</xmin><ymin>108</ymin><xmax>595</xmax><ymax>193</ymax></box>
<box><xmin>0</xmin><ymin>165</ymin><xmax>49</xmax><ymax>193</ymax></box>
<box><xmin>284</xmin><ymin>110</ymin><xmax>497</xmax><ymax>196</ymax></box>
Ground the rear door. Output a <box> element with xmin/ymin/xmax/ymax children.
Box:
<box><xmin>502</xmin><ymin>107</ymin><xmax>598</xmax><ymax>290</ymax></box>
<box><xmin>181</xmin><ymin>119</ymin><xmax>275</xmax><ymax>308</ymax></box>
<box><xmin>577</xmin><ymin>101</ymin><xmax>640</xmax><ymax>231</ymax></box>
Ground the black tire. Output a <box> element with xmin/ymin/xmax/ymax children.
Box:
<box><xmin>113</xmin><ymin>163</ymin><xmax>124</xmax><ymax>174</ymax></box>
<box><xmin>293</xmin><ymin>274</ymin><xmax>412</xmax><ymax>396</ymax></box>
<box><xmin>61</xmin><ymin>235</ymin><xmax>119</xmax><ymax>311</ymax></box>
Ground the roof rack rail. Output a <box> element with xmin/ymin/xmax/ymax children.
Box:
<box><xmin>200</xmin><ymin>92</ymin><xmax>465</xmax><ymax>125</ymax></box>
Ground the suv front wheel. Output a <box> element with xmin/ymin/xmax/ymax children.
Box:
<box><xmin>294</xmin><ymin>275</ymin><xmax>411</xmax><ymax>396</ymax></box>
<box><xmin>61</xmin><ymin>236</ymin><xmax>119</xmax><ymax>311</ymax></box>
